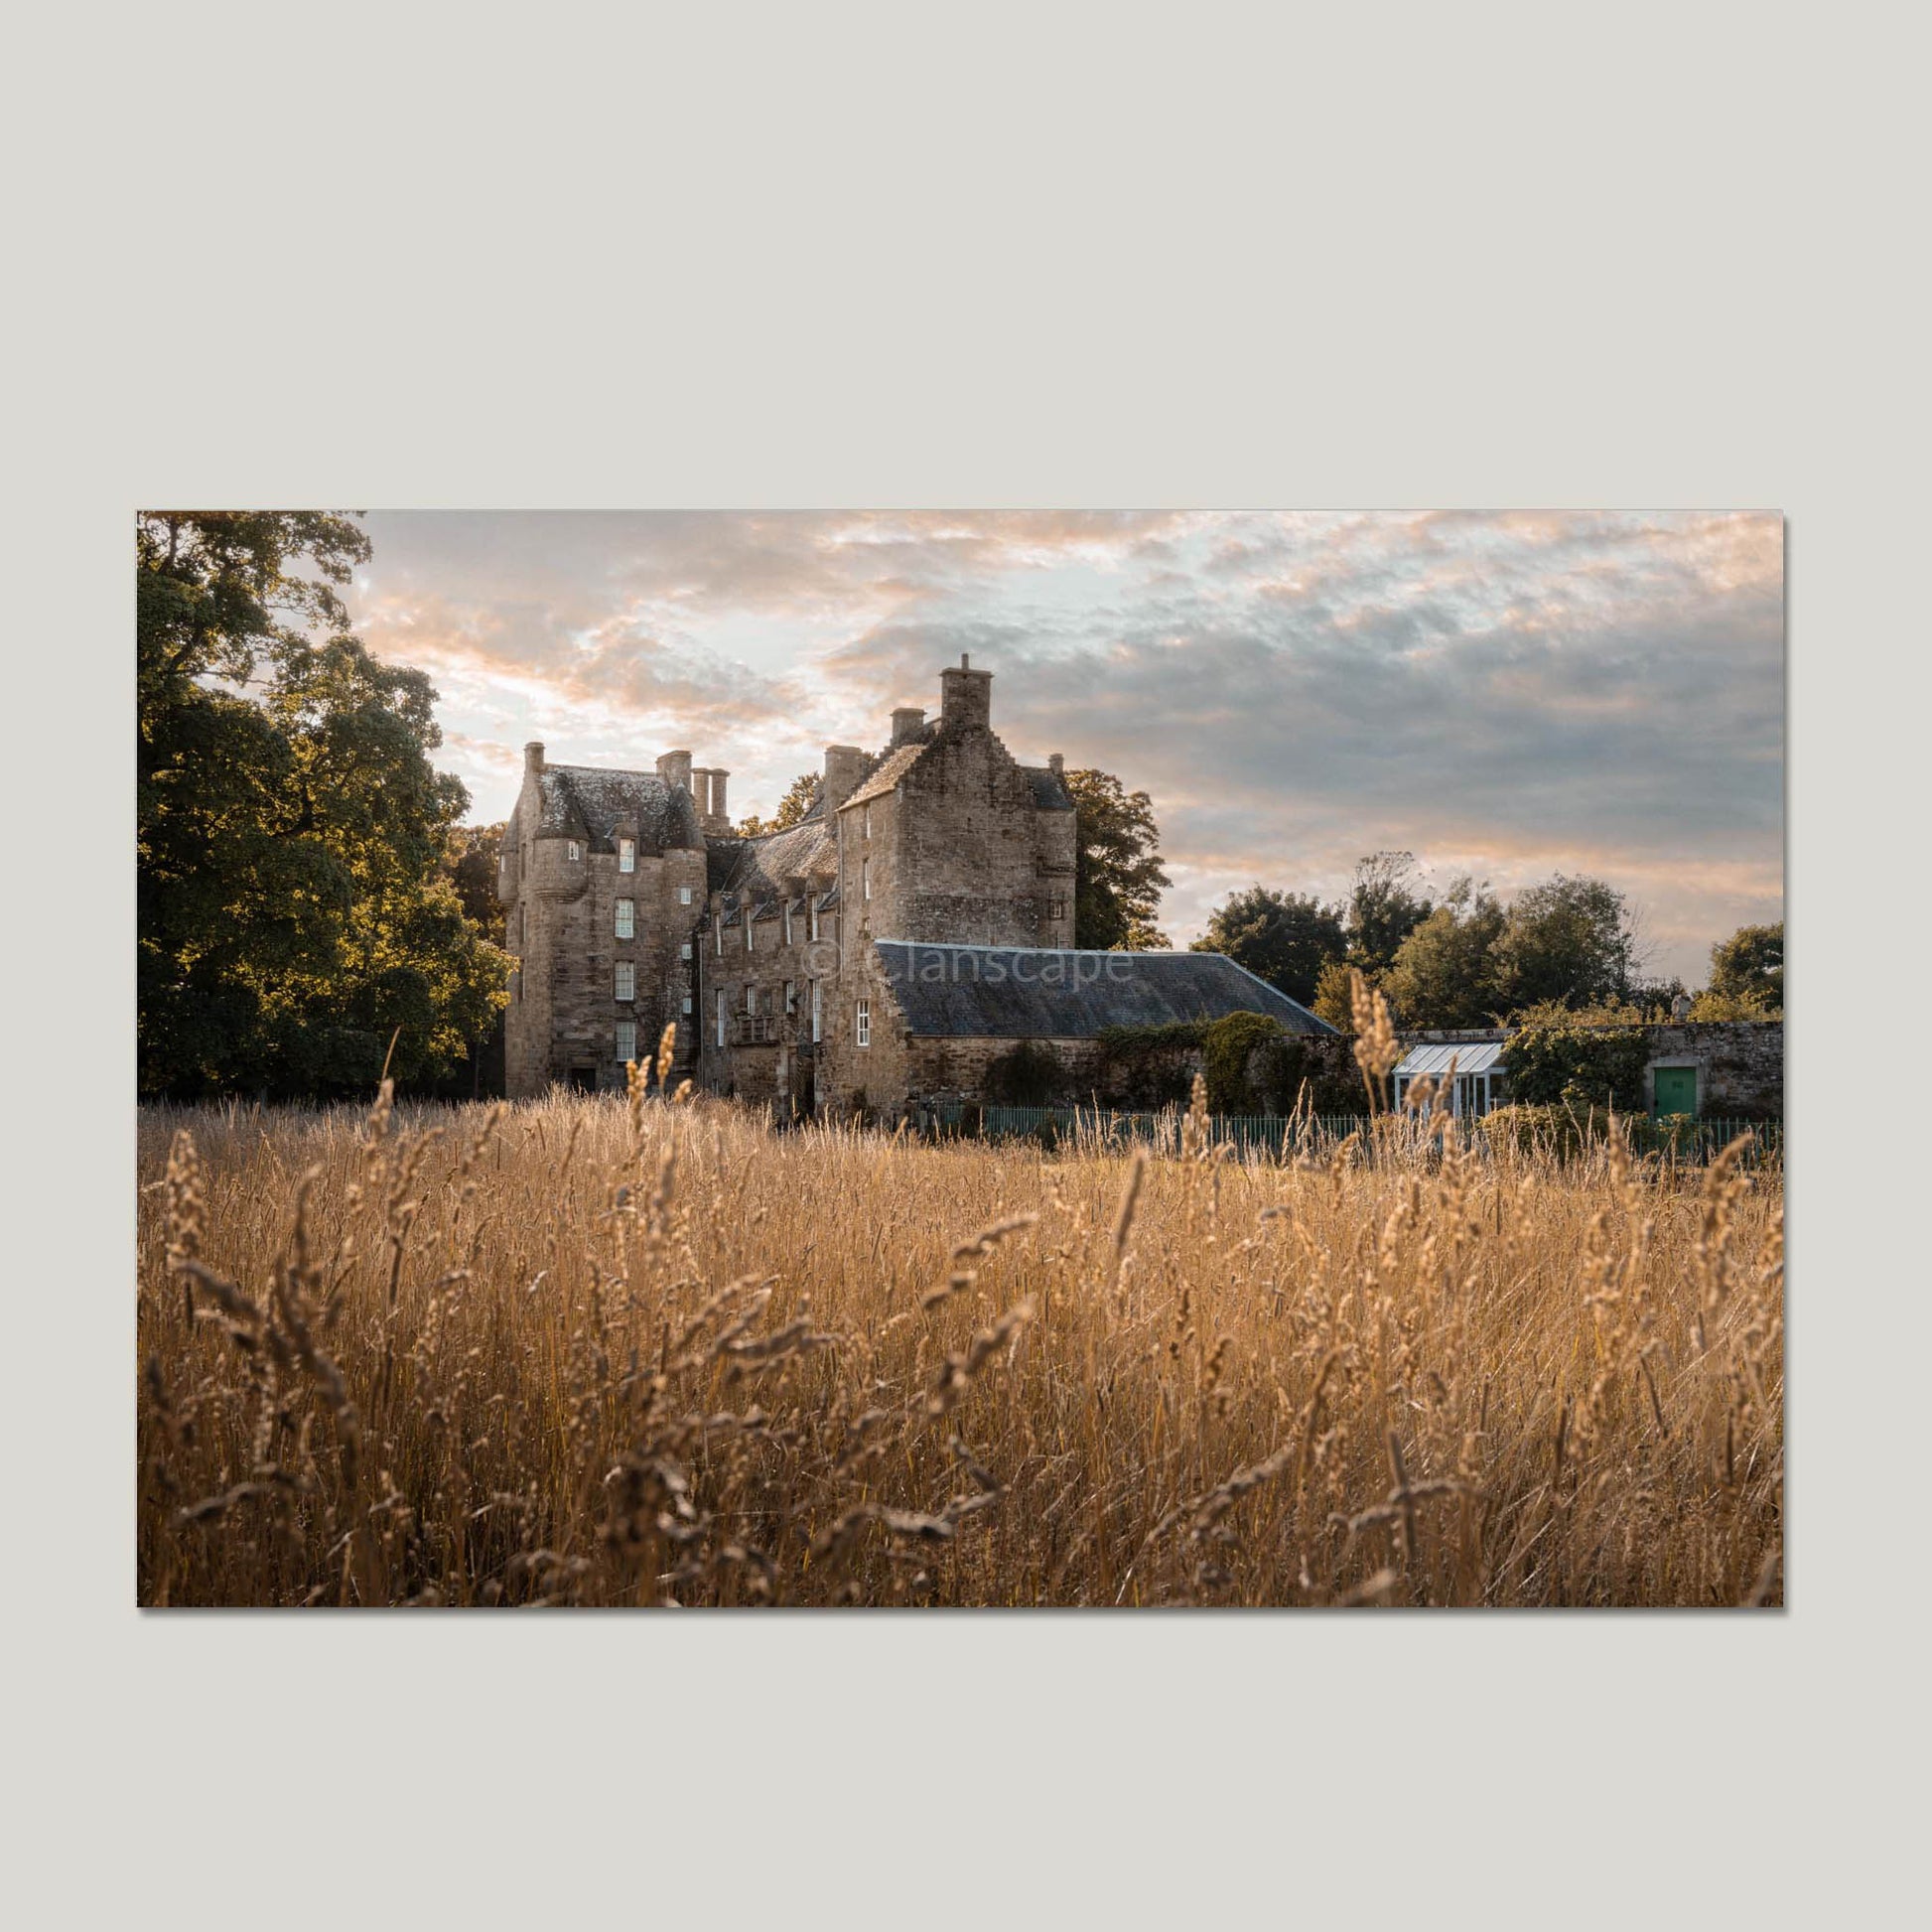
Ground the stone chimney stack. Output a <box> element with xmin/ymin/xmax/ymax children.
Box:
<box><xmin>524</xmin><ymin>741</ymin><xmax>545</xmax><ymax>774</ymax></box>
<box><xmin>822</xmin><ymin>745</ymin><xmax>870</xmax><ymax>816</ymax></box>
<box><xmin>656</xmin><ymin>748</ymin><xmax>693</xmax><ymax>796</ymax></box>
<box><xmin>1048</xmin><ymin>752</ymin><xmax>1064</xmax><ymax>775</ymax></box>
<box><xmin>892</xmin><ymin>706</ymin><xmax>926</xmax><ymax>747</ymax></box>
<box><xmin>937</xmin><ymin>652</ymin><xmax>993</xmax><ymax>735</ymax></box>
<box><xmin>709</xmin><ymin>769</ymin><xmax>729</xmax><ymax>823</ymax></box>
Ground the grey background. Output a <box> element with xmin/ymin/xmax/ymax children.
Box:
<box><xmin>5</xmin><ymin>2</ymin><xmax>1921</xmax><ymax>1926</ymax></box>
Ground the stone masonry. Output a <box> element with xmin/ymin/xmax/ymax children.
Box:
<box><xmin>498</xmin><ymin>657</ymin><xmax>1079</xmax><ymax>1108</ymax></box>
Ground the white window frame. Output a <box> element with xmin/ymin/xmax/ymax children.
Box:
<box><xmin>746</xmin><ymin>984</ymin><xmax>757</xmax><ymax>1016</ymax></box>
<box><xmin>809</xmin><ymin>899</ymin><xmax>820</xmax><ymax>943</ymax></box>
<box><xmin>678</xmin><ymin>885</ymin><xmax>693</xmax><ymax>905</ymax></box>
<box><xmin>745</xmin><ymin>910</ymin><xmax>755</xmax><ymax>953</ymax></box>
<box><xmin>862</xmin><ymin>859</ymin><xmax>871</xmax><ymax>901</ymax></box>
<box><xmin>810</xmin><ymin>978</ymin><xmax>822</xmax><ymax>1043</ymax></box>
<box><xmin>783</xmin><ymin>902</ymin><xmax>793</xmax><ymax>946</ymax></box>
<box><xmin>566</xmin><ymin>839</ymin><xmax>582</xmax><ymax>863</ymax></box>
<box><xmin>682</xmin><ymin>993</ymin><xmax>693</xmax><ymax>1016</ymax></box>
<box><xmin>618</xmin><ymin>836</ymin><xmax>635</xmax><ymax>874</ymax></box>
<box><xmin>784</xmin><ymin>979</ymin><xmax>796</xmax><ymax>1017</ymax></box>
<box><xmin>855</xmin><ymin>998</ymin><xmax>871</xmax><ymax>1048</ymax></box>
<box><xmin>715</xmin><ymin>988</ymin><xmax>726</xmax><ymax>1048</ymax></box>
<box><xmin>714</xmin><ymin>915</ymin><xmax>723</xmax><ymax>956</ymax></box>
<box><xmin>614</xmin><ymin>961</ymin><xmax>635</xmax><ymax>1002</ymax></box>
<box><xmin>863</xmin><ymin>802</ymin><xmax>872</xmax><ymax>840</ymax></box>
<box><xmin>615</xmin><ymin>1020</ymin><xmax>637</xmax><ymax>1064</ymax></box>
<box><xmin>615</xmin><ymin>898</ymin><xmax>635</xmax><ymax>939</ymax></box>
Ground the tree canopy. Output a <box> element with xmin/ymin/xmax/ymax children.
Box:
<box><xmin>1490</xmin><ymin>873</ymin><xmax>1641</xmax><ymax>1012</ymax></box>
<box><xmin>1704</xmin><ymin>920</ymin><xmax>1783</xmax><ymax>1015</ymax></box>
<box><xmin>1344</xmin><ymin>851</ymin><xmax>1433</xmax><ymax>973</ymax></box>
<box><xmin>1063</xmin><ymin>767</ymin><xmax>1170</xmax><ymax>949</ymax></box>
<box><xmin>1382</xmin><ymin>879</ymin><xmax>1509</xmax><ymax>1028</ymax></box>
<box><xmin>736</xmin><ymin>771</ymin><xmax>819</xmax><ymax>838</ymax></box>
<box><xmin>138</xmin><ymin>511</ymin><xmax>510</xmax><ymax>1098</ymax></box>
<box><xmin>1191</xmin><ymin>885</ymin><xmax>1346</xmax><ymax>1008</ymax></box>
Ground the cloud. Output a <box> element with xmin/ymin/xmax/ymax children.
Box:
<box><xmin>341</xmin><ymin>509</ymin><xmax>1782</xmax><ymax>982</ymax></box>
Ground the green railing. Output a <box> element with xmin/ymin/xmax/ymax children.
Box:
<box><xmin>928</xmin><ymin>1103</ymin><xmax>1781</xmax><ymax>1168</ymax></box>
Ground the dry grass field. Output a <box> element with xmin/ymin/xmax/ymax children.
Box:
<box><xmin>137</xmin><ymin>1070</ymin><xmax>1782</xmax><ymax>1607</ymax></box>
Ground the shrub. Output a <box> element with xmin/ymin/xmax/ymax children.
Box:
<box><xmin>982</xmin><ymin>1039</ymin><xmax>1065</xmax><ymax>1106</ymax></box>
<box><xmin>1501</xmin><ymin>1024</ymin><xmax>1650</xmax><ymax>1112</ymax></box>
<box><xmin>1201</xmin><ymin>1012</ymin><xmax>1284</xmax><ymax>1113</ymax></box>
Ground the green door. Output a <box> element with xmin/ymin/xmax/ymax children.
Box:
<box><xmin>1653</xmin><ymin>1066</ymin><xmax>1698</xmax><ymax>1117</ymax></box>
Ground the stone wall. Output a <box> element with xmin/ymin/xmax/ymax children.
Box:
<box><xmin>1634</xmin><ymin>1021</ymin><xmax>1783</xmax><ymax>1119</ymax></box>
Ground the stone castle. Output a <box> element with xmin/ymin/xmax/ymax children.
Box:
<box><xmin>497</xmin><ymin>656</ymin><xmax>1333</xmax><ymax>1115</ymax></box>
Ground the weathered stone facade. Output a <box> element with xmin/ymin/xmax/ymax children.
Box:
<box><xmin>499</xmin><ymin>657</ymin><xmax>1080</xmax><ymax>1107</ymax></box>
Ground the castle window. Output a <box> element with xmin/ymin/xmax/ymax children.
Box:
<box><xmin>618</xmin><ymin>837</ymin><xmax>635</xmax><ymax>874</ymax></box>
<box><xmin>810</xmin><ymin>979</ymin><xmax>822</xmax><ymax>1043</ymax></box>
<box><xmin>715</xmin><ymin>988</ymin><xmax>726</xmax><ymax>1047</ymax></box>
<box><xmin>615</xmin><ymin>898</ymin><xmax>634</xmax><ymax>939</ymax></box>
<box><xmin>809</xmin><ymin>900</ymin><xmax>820</xmax><ymax>943</ymax></box>
<box><xmin>784</xmin><ymin>979</ymin><xmax>796</xmax><ymax>1017</ymax></box>
<box><xmin>615</xmin><ymin>961</ymin><xmax>635</xmax><ymax>1002</ymax></box>
<box><xmin>678</xmin><ymin>886</ymin><xmax>693</xmax><ymax>904</ymax></box>
<box><xmin>745</xmin><ymin>911</ymin><xmax>755</xmax><ymax>953</ymax></box>
<box><xmin>682</xmin><ymin>994</ymin><xmax>693</xmax><ymax>1016</ymax></box>
<box><xmin>862</xmin><ymin>860</ymin><xmax>871</xmax><ymax>901</ymax></box>
<box><xmin>567</xmin><ymin>840</ymin><xmax>582</xmax><ymax>863</ymax></box>
<box><xmin>680</xmin><ymin>942</ymin><xmax>691</xmax><ymax>961</ymax></box>
<box><xmin>863</xmin><ymin>803</ymin><xmax>872</xmax><ymax>840</ymax></box>
<box><xmin>746</xmin><ymin>984</ymin><xmax>757</xmax><ymax>1016</ymax></box>
<box><xmin>615</xmin><ymin>1020</ymin><xmax>637</xmax><ymax>1064</ymax></box>
<box><xmin>1048</xmin><ymin>896</ymin><xmax>1067</xmax><ymax>921</ymax></box>
<box><xmin>714</xmin><ymin>915</ymin><xmax>723</xmax><ymax>956</ymax></box>
<box><xmin>855</xmin><ymin>999</ymin><xmax>871</xmax><ymax>1048</ymax></box>
<box><xmin>783</xmin><ymin>902</ymin><xmax>793</xmax><ymax>946</ymax></box>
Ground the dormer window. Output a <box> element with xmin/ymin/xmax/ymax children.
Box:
<box><xmin>618</xmin><ymin>837</ymin><xmax>635</xmax><ymax>874</ymax></box>
<box><xmin>566</xmin><ymin>840</ymin><xmax>582</xmax><ymax>863</ymax></box>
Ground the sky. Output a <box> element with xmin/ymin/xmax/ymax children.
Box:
<box><xmin>343</xmin><ymin>509</ymin><xmax>1783</xmax><ymax>986</ymax></box>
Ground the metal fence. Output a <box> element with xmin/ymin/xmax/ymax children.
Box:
<box><xmin>930</xmin><ymin>1103</ymin><xmax>1781</xmax><ymax>1169</ymax></box>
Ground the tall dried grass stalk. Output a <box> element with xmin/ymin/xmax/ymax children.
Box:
<box><xmin>136</xmin><ymin>1091</ymin><xmax>1782</xmax><ymax>1606</ymax></box>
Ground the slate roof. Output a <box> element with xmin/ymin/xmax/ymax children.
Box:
<box><xmin>707</xmin><ymin>813</ymin><xmax>840</xmax><ymax>897</ymax></box>
<box><xmin>532</xmin><ymin>764</ymin><xmax>701</xmax><ymax>853</ymax></box>
<box><xmin>1020</xmin><ymin>764</ymin><xmax>1075</xmax><ymax>811</ymax></box>
<box><xmin>874</xmin><ymin>943</ymin><xmax>1338</xmax><ymax>1039</ymax></box>
<box><xmin>845</xmin><ymin>741</ymin><xmax>924</xmax><ymax>808</ymax></box>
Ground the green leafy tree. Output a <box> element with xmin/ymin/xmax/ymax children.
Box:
<box><xmin>1705</xmin><ymin>920</ymin><xmax>1783</xmax><ymax>1014</ymax></box>
<box><xmin>1063</xmin><ymin>767</ymin><xmax>1171</xmax><ymax>949</ymax></box>
<box><xmin>737</xmin><ymin>771</ymin><xmax>819</xmax><ymax>838</ymax></box>
<box><xmin>1345</xmin><ymin>851</ymin><xmax>1433</xmax><ymax>972</ymax></box>
<box><xmin>1383</xmin><ymin>879</ymin><xmax>1507</xmax><ymax>1028</ymax></box>
<box><xmin>1492</xmin><ymin>873</ymin><xmax>1641</xmax><ymax>1013</ymax></box>
<box><xmin>138</xmin><ymin>511</ymin><xmax>511</xmax><ymax>1097</ymax></box>
<box><xmin>1192</xmin><ymin>885</ymin><xmax>1346</xmax><ymax>1008</ymax></box>
<box><xmin>1311</xmin><ymin>957</ymin><xmax>1360</xmax><ymax>1034</ymax></box>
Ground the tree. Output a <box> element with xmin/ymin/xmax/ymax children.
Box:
<box><xmin>737</xmin><ymin>771</ymin><xmax>819</xmax><ymax>838</ymax></box>
<box><xmin>1063</xmin><ymin>767</ymin><xmax>1171</xmax><ymax>949</ymax></box>
<box><xmin>1345</xmin><ymin>851</ymin><xmax>1433</xmax><ymax>973</ymax></box>
<box><xmin>1383</xmin><ymin>879</ymin><xmax>1507</xmax><ymax>1028</ymax></box>
<box><xmin>138</xmin><ymin>511</ymin><xmax>511</xmax><ymax>1098</ymax></box>
<box><xmin>446</xmin><ymin>822</ymin><xmax>507</xmax><ymax>945</ymax></box>
<box><xmin>1311</xmin><ymin>958</ymin><xmax>1359</xmax><ymax>1034</ymax></box>
<box><xmin>1491</xmin><ymin>873</ymin><xmax>1640</xmax><ymax>1014</ymax></box>
<box><xmin>1192</xmin><ymin>885</ymin><xmax>1346</xmax><ymax>1008</ymax></box>
<box><xmin>1706</xmin><ymin>920</ymin><xmax>1783</xmax><ymax>1014</ymax></box>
